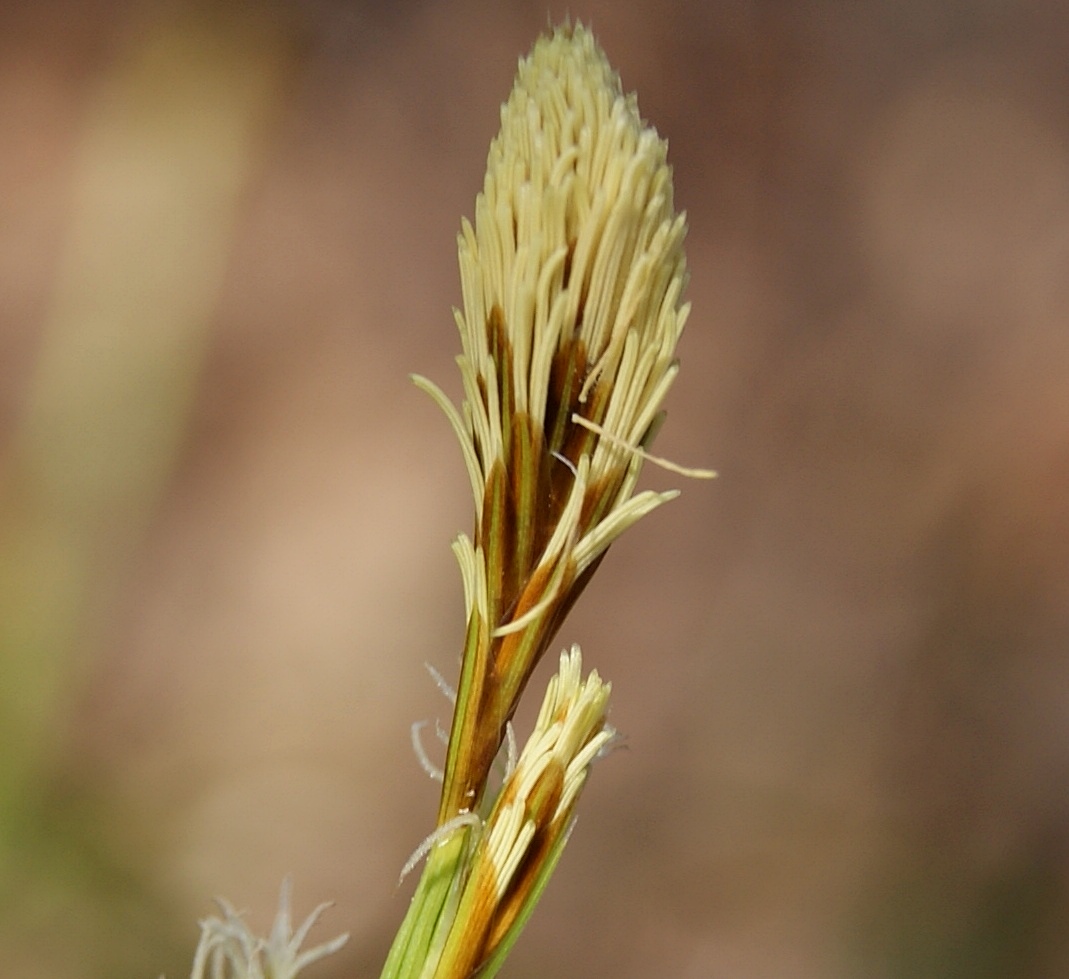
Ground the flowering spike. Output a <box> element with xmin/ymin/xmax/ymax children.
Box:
<box><xmin>432</xmin><ymin>647</ymin><xmax>614</xmax><ymax>979</ymax></box>
<box><xmin>418</xmin><ymin>23</ymin><xmax>697</xmax><ymax>824</ymax></box>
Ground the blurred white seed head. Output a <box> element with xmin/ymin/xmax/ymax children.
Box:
<box><xmin>186</xmin><ymin>880</ymin><xmax>347</xmax><ymax>979</ymax></box>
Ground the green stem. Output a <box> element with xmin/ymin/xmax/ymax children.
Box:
<box><xmin>379</xmin><ymin>828</ymin><xmax>471</xmax><ymax>979</ymax></box>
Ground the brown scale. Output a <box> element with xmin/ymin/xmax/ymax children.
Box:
<box><xmin>442</xmin><ymin>265</ymin><xmax>631</xmax><ymax>822</ymax></box>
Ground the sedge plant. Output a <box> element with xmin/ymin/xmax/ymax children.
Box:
<box><xmin>180</xmin><ymin>21</ymin><xmax>712</xmax><ymax>979</ymax></box>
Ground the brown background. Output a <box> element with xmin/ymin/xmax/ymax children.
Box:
<box><xmin>2</xmin><ymin>1</ymin><xmax>1068</xmax><ymax>977</ymax></box>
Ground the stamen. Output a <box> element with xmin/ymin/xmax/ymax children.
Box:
<box><xmin>570</xmin><ymin>413</ymin><xmax>718</xmax><ymax>478</ymax></box>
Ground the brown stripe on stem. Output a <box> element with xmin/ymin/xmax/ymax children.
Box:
<box><xmin>438</xmin><ymin>610</ymin><xmax>492</xmax><ymax>823</ymax></box>
<box><xmin>544</xmin><ymin>338</ymin><xmax>588</xmax><ymax>459</ymax></box>
<box><xmin>491</xmin><ymin>552</ymin><xmax>575</xmax><ymax>698</ymax></box>
<box><xmin>509</xmin><ymin>411</ymin><xmax>542</xmax><ymax>590</ymax></box>
<box><xmin>437</xmin><ymin>858</ymin><xmax>499</xmax><ymax>979</ymax></box>
<box><xmin>480</xmin><ymin>458</ymin><xmax>513</xmax><ymax>628</ymax></box>
<box><xmin>524</xmin><ymin>757</ymin><xmax>565</xmax><ymax>828</ymax></box>
<box><xmin>484</xmin><ymin>821</ymin><xmax>560</xmax><ymax>956</ymax></box>
<box><xmin>486</xmin><ymin>304</ymin><xmax>514</xmax><ymax>440</ymax></box>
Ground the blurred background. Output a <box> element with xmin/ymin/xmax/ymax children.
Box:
<box><xmin>2</xmin><ymin>1</ymin><xmax>1068</xmax><ymax>977</ymax></box>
